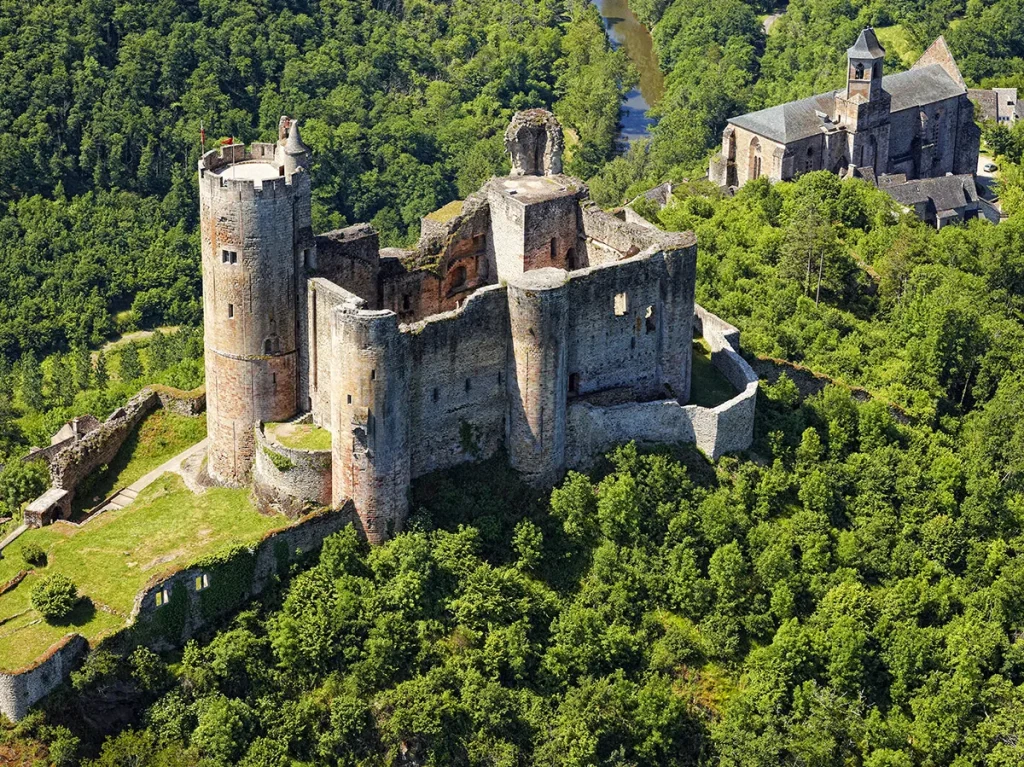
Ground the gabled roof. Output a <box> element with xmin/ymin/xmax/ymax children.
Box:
<box><xmin>881</xmin><ymin>173</ymin><xmax>978</xmax><ymax>213</ymax></box>
<box><xmin>728</xmin><ymin>91</ymin><xmax>838</xmax><ymax>144</ymax></box>
<box><xmin>912</xmin><ymin>36</ymin><xmax>967</xmax><ymax>91</ymax></box>
<box><xmin>848</xmin><ymin>28</ymin><xmax>885</xmax><ymax>59</ymax></box>
<box><xmin>727</xmin><ymin>65</ymin><xmax>966</xmax><ymax>143</ymax></box>
<box><xmin>883</xmin><ymin>65</ymin><xmax>967</xmax><ymax>112</ymax></box>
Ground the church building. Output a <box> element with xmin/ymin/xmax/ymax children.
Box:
<box><xmin>710</xmin><ymin>30</ymin><xmax>980</xmax><ymax>189</ymax></box>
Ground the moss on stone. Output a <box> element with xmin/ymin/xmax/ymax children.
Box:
<box><xmin>423</xmin><ymin>199</ymin><xmax>464</xmax><ymax>224</ymax></box>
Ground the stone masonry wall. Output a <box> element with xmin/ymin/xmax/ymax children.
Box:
<box><xmin>49</xmin><ymin>389</ymin><xmax>160</xmax><ymax>509</ymax></box>
<box><xmin>131</xmin><ymin>505</ymin><xmax>354</xmax><ymax>648</ymax></box>
<box><xmin>252</xmin><ymin>424</ymin><xmax>332</xmax><ymax>516</ymax></box>
<box><xmin>0</xmin><ymin>635</ymin><xmax>88</xmax><ymax>723</ymax></box>
<box><xmin>405</xmin><ymin>285</ymin><xmax>510</xmax><ymax>478</ymax></box>
<box><xmin>308</xmin><ymin>278</ymin><xmax>364</xmax><ymax>427</ymax></box>
<box><xmin>565</xmin><ymin>304</ymin><xmax>756</xmax><ymax>467</ymax></box>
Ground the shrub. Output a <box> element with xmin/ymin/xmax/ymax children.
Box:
<box><xmin>21</xmin><ymin>542</ymin><xmax>46</xmax><ymax>567</ymax></box>
<box><xmin>31</xmin><ymin>574</ymin><xmax>78</xmax><ymax>621</ymax></box>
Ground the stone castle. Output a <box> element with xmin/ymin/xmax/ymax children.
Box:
<box><xmin>199</xmin><ymin>110</ymin><xmax>756</xmax><ymax>542</ymax></box>
<box><xmin>710</xmin><ymin>30</ymin><xmax>980</xmax><ymax>190</ymax></box>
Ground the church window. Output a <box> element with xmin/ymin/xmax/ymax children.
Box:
<box><xmin>402</xmin><ymin>293</ymin><xmax>411</xmax><ymax>312</ymax></box>
<box><xmin>854</xmin><ymin>63</ymin><xmax>864</xmax><ymax>79</ymax></box>
<box><xmin>753</xmin><ymin>155</ymin><xmax>762</xmax><ymax>179</ymax></box>
<box><xmin>432</xmin><ymin>388</ymin><xmax>439</xmax><ymax>402</ymax></box>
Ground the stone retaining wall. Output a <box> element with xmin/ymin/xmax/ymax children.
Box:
<box><xmin>0</xmin><ymin>507</ymin><xmax>353</xmax><ymax>721</ymax></box>
<box><xmin>0</xmin><ymin>635</ymin><xmax>88</xmax><ymax>723</ymax></box>
<box><xmin>149</xmin><ymin>385</ymin><xmax>207</xmax><ymax>417</ymax></box>
<box><xmin>131</xmin><ymin>505</ymin><xmax>353</xmax><ymax>647</ymax></box>
<box><xmin>252</xmin><ymin>424</ymin><xmax>332</xmax><ymax>516</ymax></box>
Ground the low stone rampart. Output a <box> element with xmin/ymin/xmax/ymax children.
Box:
<box><xmin>565</xmin><ymin>304</ymin><xmax>757</xmax><ymax>465</ymax></box>
<box><xmin>131</xmin><ymin>505</ymin><xmax>354</xmax><ymax>648</ymax></box>
<box><xmin>45</xmin><ymin>389</ymin><xmax>161</xmax><ymax>517</ymax></box>
<box><xmin>148</xmin><ymin>385</ymin><xmax>207</xmax><ymax>417</ymax></box>
<box><xmin>0</xmin><ymin>507</ymin><xmax>354</xmax><ymax>721</ymax></box>
<box><xmin>252</xmin><ymin>424</ymin><xmax>332</xmax><ymax>516</ymax></box>
<box><xmin>0</xmin><ymin>634</ymin><xmax>88</xmax><ymax>723</ymax></box>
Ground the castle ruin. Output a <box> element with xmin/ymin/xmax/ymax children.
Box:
<box><xmin>199</xmin><ymin>110</ymin><xmax>756</xmax><ymax>542</ymax></box>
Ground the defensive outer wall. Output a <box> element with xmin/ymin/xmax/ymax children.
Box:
<box><xmin>0</xmin><ymin>505</ymin><xmax>353</xmax><ymax>722</ymax></box>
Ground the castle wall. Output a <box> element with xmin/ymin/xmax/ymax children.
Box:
<box><xmin>331</xmin><ymin>309</ymin><xmax>410</xmax><ymax>543</ymax></box>
<box><xmin>523</xmin><ymin>195</ymin><xmax>580</xmax><ymax>271</ymax></box>
<box><xmin>0</xmin><ymin>635</ymin><xmax>87</xmax><ymax>723</ymax></box>
<box><xmin>47</xmin><ymin>389</ymin><xmax>160</xmax><ymax>517</ymax></box>
<box><xmin>488</xmin><ymin>187</ymin><xmax>528</xmax><ymax>280</ymax></box>
<box><xmin>565</xmin><ymin>304</ymin><xmax>756</xmax><ymax>468</ymax></box>
<box><xmin>405</xmin><ymin>285</ymin><xmax>510</xmax><ymax>477</ymax></box>
<box><xmin>308</xmin><ymin>278</ymin><xmax>364</xmax><ymax>427</ymax></box>
<box><xmin>313</xmin><ymin>225</ymin><xmax>380</xmax><ymax>305</ymax></box>
<box><xmin>506</xmin><ymin>270</ymin><xmax>569</xmax><ymax>485</ymax></box>
<box><xmin>252</xmin><ymin>425</ymin><xmax>332</xmax><ymax>516</ymax></box>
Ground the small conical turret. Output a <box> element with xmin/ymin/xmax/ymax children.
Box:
<box><xmin>280</xmin><ymin>117</ymin><xmax>309</xmax><ymax>178</ymax></box>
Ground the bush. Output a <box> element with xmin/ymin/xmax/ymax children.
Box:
<box><xmin>21</xmin><ymin>542</ymin><xmax>46</xmax><ymax>567</ymax></box>
<box><xmin>31</xmin><ymin>574</ymin><xmax>78</xmax><ymax>621</ymax></box>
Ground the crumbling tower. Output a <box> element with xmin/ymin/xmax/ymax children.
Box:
<box><xmin>198</xmin><ymin>118</ymin><xmax>314</xmax><ymax>484</ymax></box>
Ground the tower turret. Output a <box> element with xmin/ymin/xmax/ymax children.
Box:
<box><xmin>331</xmin><ymin>307</ymin><xmax>411</xmax><ymax>543</ymax></box>
<box><xmin>846</xmin><ymin>28</ymin><xmax>885</xmax><ymax>102</ymax></box>
<box><xmin>506</xmin><ymin>267</ymin><xmax>569</xmax><ymax>486</ymax></box>
<box><xmin>281</xmin><ymin>119</ymin><xmax>310</xmax><ymax>180</ymax></box>
<box><xmin>198</xmin><ymin>121</ymin><xmax>311</xmax><ymax>485</ymax></box>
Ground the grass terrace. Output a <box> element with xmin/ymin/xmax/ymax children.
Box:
<box><xmin>266</xmin><ymin>421</ymin><xmax>332</xmax><ymax>451</ymax></box>
<box><xmin>689</xmin><ymin>337</ymin><xmax>739</xmax><ymax>409</ymax></box>
<box><xmin>0</xmin><ymin>474</ymin><xmax>280</xmax><ymax>672</ymax></box>
<box><xmin>73</xmin><ymin>410</ymin><xmax>207</xmax><ymax>514</ymax></box>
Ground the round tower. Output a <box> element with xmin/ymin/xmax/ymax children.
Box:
<box><xmin>198</xmin><ymin>121</ymin><xmax>311</xmax><ymax>485</ymax></box>
<box><xmin>506</xmin><ymin>267</ymin><xmax>569</xmax><ymax>485</ymax></box>
<box><xmin>331</xmin><ymin>307</ymin><xmax>411</xmax><ymax>543</ymax></box>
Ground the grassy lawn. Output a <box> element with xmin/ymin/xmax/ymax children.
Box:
<box><xmin>690</xmin><ymin>338</ymin><xmax>739</xmax><ymax>409</ymax></box>
<box><xmin>267</xmin><ymin>422</ymin><xmax>332</xmax><ymax>451</ymax></box>
<box><xmin>73</xmin><ymin>410</ymin><xmax>207</xmax><ymax>513</ymax></box>
<box><xmin>0</xmin><ymin>474</ymin><xmax>281</xmax><ymax>671</ymax></box>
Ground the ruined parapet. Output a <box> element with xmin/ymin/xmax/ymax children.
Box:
<box><xmin>252</xmin><ymin>424</ymin><xmax>332</xmax><ymax>517</ymax></box>
<box><xmin>506</xmin><ymin>268</ymin><xmax>569</xmax><ymax>486</ymax></box>
<box><xmin>198</xmin><ymin>119</ymin><xmax>313</xmax><ymax>485</ymax></box>
<box><xmin>505</xmin><ymin>109</ymin><xmax>564</xmax><ymax>177</ymax></box>
<box><xmin>330</xmin><ymin>307</ymin><xmax>411</xmax><ymax>543</ymax></box>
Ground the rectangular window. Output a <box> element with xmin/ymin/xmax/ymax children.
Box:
<box><xmin>549</xmin><ymin>238</ymin><xmax>557</xmax><ymax>260</ymax></box>
<box><xmin>402</xmin><ymin>294</ymin><xmax>411</xmax><ymax>312</ymax></box>
<box><xmin>194</xmin><ymin>574</ymin><xmax>209</xmax><ymax>592</ymax></box>
<box><xmin>228</xmin><ymin>303</ymin><xmax>234</xmax><ymax>319</ymax></box>
<box><xmin>272</xmin><ymin>373</ymin><xmax>277</xmax><ymax>386</ymax></box>
<box><xmin>221</xmin><ymin>249</ymin><xmax>237</xmax><ymax>264</ymax></box>
<box><xmin>155</xmin><ymin>587</ymin><xmax>171</xmax><ymax>607</ymax></box>
<box><xmin>432</xmin><ymin>388</ymin><xmax>439</xmax><ymax>402</ymax></box>
<box><xmin>614</xmin><ymin>293</ymin><xmax>628</xmax><ymax>316</ymax></box>
<box><xmin>371</xmin><ymin>369</ymin><xmax>376</xmax><ymax>381</ymax></box>
<box><xmin>347</xmin><ymin>394</ymin><xmax>352</xmax><ymax>404</ymax></box>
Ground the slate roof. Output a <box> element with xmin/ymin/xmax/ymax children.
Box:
<box><xmin>880</xmin><ymin>173</ymin><xmax>978</xmax><ymax>213</ymax></box>
<box><xmin>727</xmin><ymin>64</ymin><xmax>965</xmax><ymax>143</ymax></box>
<box><xmin>848</xmin><ymin>28</ymin><xmax>885</xmax><ymax>59</ymax></box>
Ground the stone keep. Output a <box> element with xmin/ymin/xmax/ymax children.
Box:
<box><xmin>198</xmin><ymin>119</ymin><xmax>314</xmax><ymax>484</ymax></box>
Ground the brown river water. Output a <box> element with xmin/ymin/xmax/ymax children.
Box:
<box><xmin>592</xmin><ymin>0</ymin><xmax>665</xmax><ymax>140</ymax></box>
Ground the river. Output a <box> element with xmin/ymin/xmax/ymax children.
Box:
<box><xmin>593</xmin><ymin>0</ymin><xmax>665</xmax><ymax>141</ymax></box>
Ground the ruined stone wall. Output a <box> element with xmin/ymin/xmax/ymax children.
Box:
<box><xmin>149</xmin><ymin>385</ymin><xmax>207</xmax><ymax>416</ymax></box>
<box><xmin>487</xmin><ymin>185</ymin><xmax>528</xmax><ymax>280</ymax></box>
<box><xmin>49</xmin><ymin>389</ymin><xmax>160</xmax><ymax>509</ymax></box>
<box><xmin>522</xmin><ymin>195</ymin><xmax>580</xmax><ymax>271</ymax></box>
<box><xmin>308</xmin><ymin>278</ymin><xmax>364</xmax><ymax>427</ymax></box>
<box><xmin>0</xmin><ymin>634</ymin><xmax>87</xmax><ymax>723</ymax></box>
<box><xmin>252</xmin><ymin>425</ymin><xmax>332</xmax><ymax>516</ymax></box>
<box><xmin>199</xmin><ymin>154</ymin><xmax>305</xmax><ymax>484</ymax></box>
<box><xmin>405</xmin><ymin>285</ymin><xmax>510</xmax><ymax>478</ymax></box>
<box><xmin>131</xmin><ymin>506</ymin><xmax>353</xmax><ymax>648</ymax></box>
<box><xmin>565</xmin><ymin>304</ymin><xmax>756</xmax><ymax>467</ymax></box>
<box><xmin>313</xmin><ymin>225</ymin><xmax>380</xmax><ymax>304</ymax></box>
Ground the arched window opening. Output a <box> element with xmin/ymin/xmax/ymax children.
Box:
<box><xmin>854</xmin><ymin>63</ymin><xmax>864</xmax><ymax>80</ymax></box>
